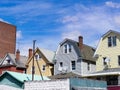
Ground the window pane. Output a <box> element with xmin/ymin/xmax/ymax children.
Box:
<box><xmin>108</xmin><ymin>37</ymin><xmax>112</xmax><ymax>47</ymax></box>
<box><xmin>118</xmin><ymin>56</ymin><xmax>120</xmax><ymax>65</ymax></box>
<box><xmin>71</xmin><ymin>61</ymin><xmax>76</xmax><ymax>70</ymax></box>
<box><xmin>113</xmin><ymin>36</ymin><xmax>116</xmax><ymax>46</ymax></box>
<box><xmin>64</xmin><ymin>45</ymin><xmax>67</xmax><ymax>53</ymax></box>
<box><xmin>69</xmin><ymin>44</ymin><xmax>72</xmax><ymax>52</ymax></box>
<box><xmin>87</xmin><ymin>63</ymin><xmax>90</xmax><ymax>71</ymax></box>
<box><xmin>42</xmin><ymin>65</ymin><xmax>45</xmax><ymax>71</ymax></box>
<box><xmin>60</xmin><ymin>62</ymin><xmax>63</xmax><ymax>67</ymax></box>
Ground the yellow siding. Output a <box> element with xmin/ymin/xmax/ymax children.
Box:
<box><xmin>26</xmin><ymin>53</ymin><xmax>53</xmax><ymax>76</ymax></box>
<box><xmin>96</xmin><ymin>33</ymin><xmax>120</xmax><ymax>71</ymax></box>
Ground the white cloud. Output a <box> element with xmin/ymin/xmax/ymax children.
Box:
<box><xmin>62</xmin><ymin>30</ymin><xmax>81</xmax><ymax>40</ymax></box>
<box><xmin>58</xmin><ymin>3</ymin><xmax>120</xmax><ymax>47</ymax></box>
<box><xmin>105</xmin><ymin>1</ymin><xmax>120</xmax><ymax>8</ymax></box>
<box><xmin>114</xmin><ymin>16</ymin><xmax>120</xmax><ymax>25</ymax></box>
<box><xmin>16</xmin><ymin>30</ymin><xmax>22</xmax><ymax>39</ymax></box>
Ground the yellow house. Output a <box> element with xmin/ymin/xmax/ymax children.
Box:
<box><xmin>94</xmin><ymin>30</ymin><xmax>120</xmax><ymax>71</ymax></box>
<box><xmin>26</xmin><ymin>48</ymin><xmax>55</xmax><ymax>77</ymax></box>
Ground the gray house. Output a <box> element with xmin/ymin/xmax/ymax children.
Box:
<box><xmin>54</xmin><ymin>36</ymin><xmax>96</xmax><ymax>75</ymax></box>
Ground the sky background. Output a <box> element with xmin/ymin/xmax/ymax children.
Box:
<box><xmin>0</xmin><ymin>0</ymin><xmax>120</xmax><ymax>56</ymax></box>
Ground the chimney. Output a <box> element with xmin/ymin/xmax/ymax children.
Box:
<box><xmin>16</xmin><ymin>49</ymin><xmax>20</xmax><ymax>61</ymax></box>
<box><xmin>79</xmin><ymin>36</ymin><xmax>83</xmax><ymax>49</ymax></box>
<box><xmin>29</xmin><ymin>49</ymin><xmax>33</xmax><ymax>58</ymax></box>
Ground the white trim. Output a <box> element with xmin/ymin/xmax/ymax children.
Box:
<box><xmin>83</xmin><ymin>71</ymin><xmax>120</xmax><ymax>77</ymax></box>
<box><xmin>93</xmin><ymin>38</ymin><xmax>102</xmax><ymax>58</ymax></box>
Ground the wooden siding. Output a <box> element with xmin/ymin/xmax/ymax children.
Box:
<box><xmin>26</xmin><ymin>52</ymin><xmax>53</xmax><ymax>76</ymax></box>
<box><xmin>96</xmin><ymin>32</ymin><xmax>120</xmax><ymax>71</ymax></box>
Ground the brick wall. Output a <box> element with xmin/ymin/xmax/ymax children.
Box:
<box><xmin>0</xmin><ymin>66</ymin><xmax>23</xmax><ymax>74</ymax></box>
<box><xmin>0</xmin><ymin>21</ymin><xmax>16</xmax><ymax>58</ymax></box>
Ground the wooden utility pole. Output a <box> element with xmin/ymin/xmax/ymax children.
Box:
<box><xmin>32</xmin><ymin>40</ymin><xmax>36</xmax><ymax>81</ymax></box>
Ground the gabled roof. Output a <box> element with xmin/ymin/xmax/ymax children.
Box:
<box><xmin>81</xmin><ymin>44</ymin><xmax>96</xmax><ymax>62</ymax></box>
<box><xmin>58</xmin><ymin>38</ymin><xmax>96</xmax><ymax>62</ymax></box>
<box><xmin>59</xmin><ymin>38</ymin><xmax>77</xmax><ymax>46</ymax></box>
<box><xmin>0</xmin><ymin>71</ymin><xmax>50</xmax><ymax>89</ymax></box>
<box><xmin>39</xmin><ymin>48</ymin><xmax>55</xmax><ymax>63</ymax></box>
<box><xmin>26</xmin><ymin>47</ymin><xmax>55</xmax><ymax>65</ymax></box>
<box><xmin>0</xmin><ymin>53</ymin><xmax>27</xmax><ymax>68</ymax></box>
<box><xmin>102</xmin><ymin>30</ymin><xmax>120</xmax><ymax>40</ymax></box>
<box><xmin>0</xmin><ymin>71</ymin><xmax>50</xmax><ymax>83</ymax></box>
<box><xmin>94</xmin><ymin>30</ymin><xmax>120</xmax><ymax>56</ymax></box>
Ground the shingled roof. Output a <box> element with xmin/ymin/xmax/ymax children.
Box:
<box><xmin>81</xmin><ymin>44</ymin><xmax>96</xmax><ymax>62</ymax></box>
<box><xmin>60</xmin><ymin>38</ymin><xmax>96</xmax><ymax>62</ymax></box>
<box><xmin>0</xmin><ymin>53</ymin><xmax>27</xmax><ymax>68</ymax></box>
<box><xmin>49</xmin><ymin>72</ymin><xmax>82</xmax><ymax>79</ymax></box>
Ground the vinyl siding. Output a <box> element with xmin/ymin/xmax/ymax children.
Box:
<box><xmin>54</xmin><ymin>41</ymin><xmax>81</xmax><ymax>75</ymax></box>
<box><xmin>96</xmin><ymin>32</ymin><xmax>120</xmax><ymax>71</ymax></box>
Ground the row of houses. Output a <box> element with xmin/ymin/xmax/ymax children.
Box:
<box><xmin>0</xmin><ymin>27</ymin><xmax>120</xmax><ymax>89</ymax></box>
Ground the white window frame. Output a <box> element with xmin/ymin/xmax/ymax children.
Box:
<box><xmin>63</xmin><ymin>44</ymin><xmax>72</xmax><ymax>54</ymax></box>
<box><xmin>108</xmin><ymin>36</ymin><xmax>116</xmax><ymax>47</ymax></box>
<box><xmin>71</xmin><ymin>61</ymin><xmax>76</xmax><ymax>70</ymax></box>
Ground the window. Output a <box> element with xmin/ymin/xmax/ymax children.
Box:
<box><xmin>108</xmin><ymin>36</ymin><xmax>116</xmax><ymax>47</ymax></box>
<box><xmin>69</xmin><ymin>44</ymin><xmax>72</xmax><ymax>52</ymax></box>
<box><xmin>7</xmin><ymin>59</ymin><xmax>10</xmax><ymax>64</ymax></box>
<box><xmin>87</xmin><ymin>63</ymin><xmax>90</xmax><ymax>71</ymax></box>
<box><xmin>42</xmin><ymin>65</ymin><xmax>46</xmax><ymax>71</ymax></box>
<box><xmin>118</xmin><ymin>55</ymin><xmax>120</xmax><ymax>65</ymax></box>
<box><xmin>71</xmin><ymin>61</ymin><xmax>76</xmax><ymax>70</ymax></box>
<box><xmin>59</xmin><ymin>62</ymin><xmax>63</xmax><ymax>67</ymax></box>
<box><xmin>64</xmin><ymin>44</ymin><xmax>72</xmax><ymax>53</ymax></box>
<box><xmin>103</xmin><ymin>57</ymin><xmax>107</xmax><ymax>65</ymax></box>
<box><xmin>64</xmin><ymin>45</ymin><xmax>67</xmax><ymax>53</ymax></box>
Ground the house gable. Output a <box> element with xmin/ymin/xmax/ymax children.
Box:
<box><xmin>26</xmin><ymin>48</ymin><xmax>54</xmax><ymax>76</ymax></box>
<box><xmin>0</xmin><ymin>72</ymin><xmax>23</xmax><ymax>89</ymax></box>
<box><xmin>0</xmin><ymin>54</ymin><xmax>15</xmax><ymax>66</ymax></box>
<box><xmin>95</xmin><ymin>30</ymin><xmax>120</xmax><ymax>71</ymax></box>
<box><xmin>54</xmin><ymin>39</ymin><xmax>82</xmax><ymax>75</ymax></box>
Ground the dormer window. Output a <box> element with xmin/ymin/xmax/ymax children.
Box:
<box><xmin>108</xmin><ymin>36</ymin><xmax>116</xmax><ymax>47</ymax></box>
<box><xmin>63</xmin><ymin>44</ymin><xmax>72</xmax><ymax>54</ymax></box>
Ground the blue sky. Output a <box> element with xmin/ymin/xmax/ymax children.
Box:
<box><xmin>1</xmin><ymin>0</ymin><xmax>120</xmax><ymax>55</ymax></box>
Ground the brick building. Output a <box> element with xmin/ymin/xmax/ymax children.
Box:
<box><xmin>0</xmin><ymin>21</ymin><xmax>16</xmax><ymax>58</ymax></box>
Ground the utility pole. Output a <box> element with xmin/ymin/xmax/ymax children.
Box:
<box><xmin>32</xmin><ymin>40</ymin><xmax>36</xmax><ymax>81</ymax></box>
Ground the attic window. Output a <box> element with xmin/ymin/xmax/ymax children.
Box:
<box><xmin>108</xmin><ymin>36</ymin><xmax>116</xmax><ymax>47</ymax></box>
<box><xmin>7</xmin><ymin>59</ymin><xmax>10</xmax><ymax>64</ymax></box>
<box><xmin>63</xmin><ymin>44</ymin><xmax>72</xmax><ymax>54</ymax></box>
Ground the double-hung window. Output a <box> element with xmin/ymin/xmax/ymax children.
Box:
<box><xmin>71</xmin><ymin>61</ymin><xmax>76</xmax><ymax>70</ymax></box>
<box><xmin>108</xmin><ymin>36</ymin><xmax>116</xmax><ymax>47</ymax></box>
<box><xmin>64</xmin><ymin>44</ymin><xmax>72</xmax><ymax>54</ymax></box>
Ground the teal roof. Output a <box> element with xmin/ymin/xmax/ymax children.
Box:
<box><xmin>1</xmin><ymin>71</ymin><xmax>50</xmax><ymax>83</ymax></box>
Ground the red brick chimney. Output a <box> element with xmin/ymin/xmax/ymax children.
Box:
<box><xmin>79</xmin><ymin>36</ymin><xmax>83</xmax><ymax>49</ymax></box>
<box><xmin>28</xmin><ymin>48</ymin><xmax>33</xmax><ymax>58</ymax></box>
<box><xmin>16</xmin><ymin>49</ymin><xmax>20</xmax><ymax>61</ymax></box>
